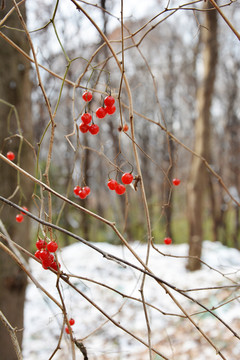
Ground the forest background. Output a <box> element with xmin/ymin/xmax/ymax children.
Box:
<box><xmin>0</xmin><ymin>0</ymin><xmax>240</xmax><ymax>359</ymax></box>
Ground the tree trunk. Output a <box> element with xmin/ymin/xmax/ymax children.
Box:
<box><xmin>0</xmin><ymin>2</ymin><xmax>33</xmax><ymax>358</ymax></box>
<box><xmin>187</xmin><ymin>1</ymin><xmax>218</xmax><ymax>271</ymax></box>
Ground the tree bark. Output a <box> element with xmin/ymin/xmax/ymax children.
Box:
<box><xmin>0</xmin><ymin>2</ymin><xmax>33</xmax><ymax>358</ymax></box>
<box><xmin>187</xmin><ymin>1</ymin><xmax>218</xmax><ymax>271</ymax></box>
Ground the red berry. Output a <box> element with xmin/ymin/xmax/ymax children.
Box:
<box><xmin>172</xmin><ymin>178</ymin><xmax>181</xmax><ymax>186</ymax></box>
<box><xmin>164</xmin><ymin>237</ymin><xmax>172</xmax><ymax>245</ymax></box>
<box><xmin>6</xmin><ymin>151</ymin><xmax>15</xmax><ymax>161</ymax></box>
<box><xmin>89</xmin><ymin>124</ymin><xmax>99</xmax><ymax>135</ymax></box>
<box><xmin>106</xmin><ymin>105</ymin><xmax>116</xmax><ymax>115</ymax></box>
<box><xmin>82</xmin><ymin>91</ymin><xmax>92</xmax><ymax>102</ymax></box>
<box><xmin>47</xmin><ymin>241</ymin><xmax>58</xmax><ymax>253</ymax></box>
<box><xmin>36</xmin><ymin>239</ymin><xmax>47</xmax><ymax>250</ymax></box>
<box><xmin>78</xmin><ymin>188</ymin><xmax>87</xmax><ymax>199</ymax></box>
<box><xmin>16</xmin><ymin>214</ymin><xmax>24</xmax><ymax>223</ymax></box>
<box><xmin>20</xmin><ymin>206</ymin><xmax>29</xmax><ymax>215</ymax></box>
<box><xmin>39</xmin><ymin>249</ymin><xmax>50</xmax><ymax>261</ymax></box>
<box><xmin>35</xmin><ymin>250</ymin><xmax>42</xmax><ymax>259</ymax></box>
<box><xmin>50</xmin><ymin>261</ymin><xmax>61</xmax><ymax>271</ymax></box>
<box><xmin>42</xmin><ymin>253</ymin><xmax>54</xmax><ymax>267</ymax></box>
<box><xmin>79</xmin><ymin>123</ymin><xmax>89</xmax><ymax>133</ymax></box>
<box><xmin>82</xmin><ymin>186</ymin><xmax>91</xmax><ymax>196</ymax></box>
<box><xmin>42</xmin><ymin>263</ymin><xmax>49</xmax><ymax>270</ymax></box>
<box><xmin>96</xmin><ymin>107</ymin><xmax>107</xmax><ymax>119</ymax></box>
<box><xmin>104</xmin><ymin>95</ymin><xmax>115</xmax><ymax>107</ymax></box>
<box><xmin>121</xmin><ymin>173</ymin><xmax>133</xmax><ymax>185</ymax></box>
<box><xmin>69</xmin><ymin>318</ymin><xmax>75</xmax><ymax>326</ymax></box>
<box><xmin>81</xmin><ymin>112</ymin><xmax>92</xmax><ymax>125</ymax></box>
<box><xmin>107</xmin><ymin>179</ymin><xmax>118</xmax><ymax>190</ymax></box>
<box><xmin>115</xmin><ymin>184</ymin><xmax>126</xmax><ymax>195</ymax></box>
<box><xmin>123</xmin><ymin>124</ymin><xmax>129</xmax><ymax>132</ymax></box>
<box><xmin>65</xmin><ymin>326</ymin><xmax>70</xmax><ymax>334</ymax></box>
<box><xmin>74</xmin><ymin>186</ymin><xmax>81</xmax><ymax>196</ymax></box>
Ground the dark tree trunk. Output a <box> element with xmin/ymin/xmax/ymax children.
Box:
<box><xmin>187</xmin><ymin>1</ymin><xmax>218</xmax><ymax>271</ymax></box>
<box><xmin>0</xmin><ymin>2</ymin><xmax>33</xmax><ymax>358</ymax></box>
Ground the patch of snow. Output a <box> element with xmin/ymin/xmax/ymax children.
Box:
<box><xmin>23</xmin><ymin>241</ymin><xmax>240</xmax><ymax>359</ymax></box>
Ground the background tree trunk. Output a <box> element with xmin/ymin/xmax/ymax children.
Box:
<box><xmin>187</xmin><ymin>1</ymin><xmax>218</xmax><ymax>271</ymax></box>
<box><xmin>0</xmin><ymin>2</ymin><xmax>33</xmax><ymax>358</ymax></box>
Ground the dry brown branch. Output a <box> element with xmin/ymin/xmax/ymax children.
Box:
<box><xmin>0</xmin><ymin>310</ymin><xmax>22</xmax><ymax>360</ymax></box>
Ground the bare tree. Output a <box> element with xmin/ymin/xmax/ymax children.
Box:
<box><xmin>0</xmin><ymin>1</ymin><xmax>33</xmax><ymax>358</ymax></box>
<box><xmin>187</xmin><ymin>1</ymin><xmax>218</xmax><ymax>270</ymax></box>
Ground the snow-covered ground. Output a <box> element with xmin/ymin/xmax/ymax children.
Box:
<box><xmin>23</xmin><ymin>241</ymin><xmax>240</xmax><ymax>359</ymax></box>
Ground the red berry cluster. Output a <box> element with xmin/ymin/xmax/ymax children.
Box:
<box><xmin>96</xmin><ymin>95</ymin><xmax>116</xmax><ymax>118</ymax></box>
<box><xmin>65</xmin><ymin>318</ymin><xmax>75</xmax><ymax>334</ymax></box>
<box><xmin>80</xmin><ymin>92</ymin><xmax>116</xmax><ymax>135</ymax></box>
<box><xmin>15</xmin><ymin>206</ymin><xmax>29</xmax><ymax>223</ymax></box>
<box><xmin>79</xmin><ymin>112</ymin><xmax>99</xmax><ymax>135</ymax></box>
<box><xmin>107</xmin><ymin>172</ymin><xmax>134</xmax><ymax>196</ymax></box>
<box><xmin>6</xmin><ymin>151</ymin><xmax>15</xmax><ymax>161</ymax></box>
<box><xmin>73</xmin><ymin>185</ymin><xmax>91</xmax><ymax>199</ymax></box>
<box><xmin>35</xmin><ymin>239</ymin><xmax>60</xmax><ymax>271</ymax></box>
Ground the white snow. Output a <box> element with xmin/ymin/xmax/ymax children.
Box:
<box><xmin>23</xmin><ymin>241</ymin><xmax>240</xmax><ymax>359</ymax></box>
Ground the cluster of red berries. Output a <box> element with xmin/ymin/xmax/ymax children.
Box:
<box><xmin>107</xmin><ymin>172</ymin><xmax>134</xmax><ymax>196</ymax></box>
<box><xmin>73</xmin><ymin>185</ymin><xmax>91</xmax><ymax>199</ymax></box>
<box><xmin>6</xmin><ymin>151</ymin><xmax>15</xmax><ymax>161</ymax></box>
<box><xmin>164</xmin><ymin>237</ymin><xmax>172</xmax><ymax>245</ymax></box>
<box><xmin>15</xmin><ymin>206</ymin><xmax>29</xmax><ymax>223</ymax></box>
<box><xmin>34</xmin><ymin>239</ymin><xmax>60</xmax><ymax>271</ymax></box>
<box><xmin>65</xmin><ymin>318</ymin><xmax>75</xmax><ymax>334</ymax></box>
<box><xmin>96</xmin><ymin>95</ymin><xmax>116</xmax><ymax>118</ymax></box>
<box><xmin>79</xmin><ymin>112</ymin><xmax>99</xmax><ymax>135</ymax></box>
<box><xmin>79</xmin><ymin>91</ymin><xmax>116</xmax><ymax>135</ymax></box>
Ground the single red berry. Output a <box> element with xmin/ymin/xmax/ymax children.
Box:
<box><xmin>69</xmin><ymin>318</ymin><xmax>75</xmax><ymax>326</ymax></box>
<box><xmin>50</xmin><ymin>261</ymin><xmax>60</xmax><ymax>271</ymax></box>
<box><xmin>123</xmin><ymin>124</ymin><xmax>129</xmax><ymax>132</ymax></box>
<box><xmin>16</xmin><ymin>214</ymin><xmax>24</xmax><ymax>223</ymax></box>
<box><xmin>42</xmin><ymin>253</ymin><xmax>54</xmax><ymax>268</ymax></box>
<box><xmin>82</xmin><ymin>186</ymin><xmax>91</xmax><ymax>196</ymax></box>
<box><xmin>104</xmin><ymin>95</ymin><xmax>115</xmax><ymax>107</ymax></box>
<box><xmin>78</xmin><ymin>188</ymin><xmax>87</xmax><ymax>199</ymax></box>
<box><xmin>105</xmin><ymin>105</ymin><xmax>116</xmax><ymax>115</ymax></box>
<box><xmin>20</xmin><ymin>206</ymin><xmax>29</xmax><ymax>215</ymax></box>
<box><xmin>79</xmin><ymin>123</ymin><xmax>89</xmax><ymax>133</ymax></box>
<box><xmin>164</xmin><ymin>237</ymin><xmax>172</xmax><ymax>245</ymax></box>
<box><xmin>172</xmin><ymin>178</ymin><xmax>181</xmax><ymax>186</ymax></box>
<box><xmin>107</xmin><ymin>179</ymin><xmax>118</xmax><ymax>190</ymax></box>
<box><xmin>121</xmin><ymin>173</ymin><xmax>133</xmax><ymax>185</ymax></box>
<box><xmin>42</xmin><ymin>263</ymin><xmax>49</xmax><ymax>270</ymax></box>
<box><xmin>6</xmin><ymin>151</ymin><xmax>15</xmax><ymax>161</ymax></box>
<box><xmin>81</xmin><ymin>112</ymin><xmax>92</xmax><ymax>125</ymax></box>
<box><xmin>65</xmin><ymin>326</ymin><xmax>70</xmax><ymax>334</ymax></box>
<box><xmin>82</xmin><ymin>91</ymin><xmax>92</xmax><ymax>102</ymax></box>
<box><xmin>35</xmin><ymin>250</ymin><xmax>42</xmax><ymax>259</ymax></box>
<box><xmin>47</xmin><ymin>241</ymin><xmax>58</xmax><ymax>253</ymax></box>
<box><xmin>96</xmin><ymin>107</ymin><xmax>107</xmax><ymax>119</ymax></box>
<box><xmin>74</xmin><ymin>186</ymin><xmax>81</xmax><ymax>196</ymax></box>
<box><xmin>36</xmin><ymin>239</ymin><xmax>47</xmax><ymax>250</ymax></box>
<box><xmin>115</xmin><ymin>184</ymin><xmax>126</xmax><ymax>195</ymax></box>
<box><xmin>89</xmin><ymin>124</ymin><xmax>99</xmax><ymax>135</ymax></box>
<box><xmin>39</xmin><ymin>249</ymin><xmax>50</xmax><ymax>261</ymax></box>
